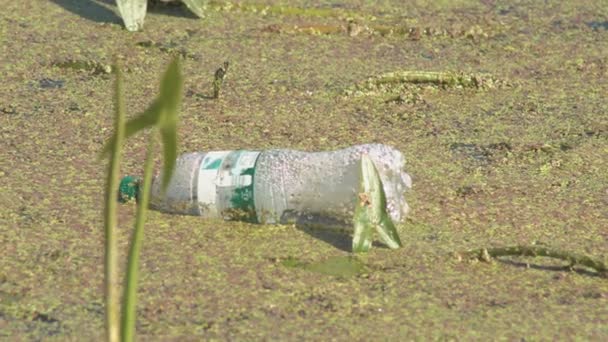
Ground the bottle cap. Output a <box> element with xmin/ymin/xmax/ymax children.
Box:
<box><xmin>118</xmin><ymin>176</ymin><xmax>140</xmax><ymax>203</ymax></box>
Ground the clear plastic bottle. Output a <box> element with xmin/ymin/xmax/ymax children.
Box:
<box><xmin>120</xmin><ymin>144</ymin><xmax>412</xmax><ymax>229</ymax></box>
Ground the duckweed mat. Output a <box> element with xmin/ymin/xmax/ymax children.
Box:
<box><xmin>1</xmin><ymin>1</ymin><xmax>607</xmax><ymax>340</ymax></box>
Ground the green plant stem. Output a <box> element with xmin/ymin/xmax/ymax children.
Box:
<box><xmin>121</xmin><ymin>138</ymin><xmax>156</xmax><ymax>342</ymax></box>
<box><xmin>461</xmin><ymin>245</ymin><xmax>607</xmax><ymax>277</ymax></box>
<box><xmin>104</xmin><ymin>64</ymin><xmax>125</xmax><ymax>342</ymax></box>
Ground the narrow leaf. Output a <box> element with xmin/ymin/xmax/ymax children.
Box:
<box><xmin>360</xmin><ymin>154</ymin><xmax>383</xmax><ymax>223</ymax></box>
<box><xmin>372</xmin><ymin>165</ymin><xmax>402</xmax><ymax>248</ymax></box>
<box><xmin>116</xmin><ymin>0</ymin><xmax>147</xmax><ymax>31</ymax></box>
<box><xmin>157</xmin><ymin>57</ymin><xmax>183</xmax><ymax>192</ymax></box>
<box><xmin>159</xmin><ymin>124</ymin><xmax>177</xmax><ymax>193</ymax></box>
<box><xmin>376</xmin><ymin>213</ymin><xmax>402</xmax><ymax>249</ymax></box>
<box><xmin>353</xmin><ymin>204</ymin><xmax>373</xmax><ymax>253</ymax></box>
<box><xmin>181</xmin><ymin>0</ymin><xmax>208</xmax><ymax>18</ymax></box>
<box><xmin>102</xmin><ymin>57</ymin><xmax>182</xmax><ymax>184</ymax></box>
<box><xmin>159</xmin><ymin>58</ymin><xmax>183</xmax><ymax>115</ymax></box>
<box><xmin>364</xmin><ymin>155</ymin><xmax>402</xmax><ymax>249</ymax></box>
<box><xmin>355</xmin><ymin>154</ymin><xmax>403</xmax><ymax>251</ymax></box>
<box><xmin>352</xmin><ymin>154</ymin><xmax>381</xmax><ymax>253</ymax></box>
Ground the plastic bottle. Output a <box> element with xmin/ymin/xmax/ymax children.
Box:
<box><xmin>119</xmin><ymin>144</ymin><xmax>412</xmax><ymax>229</ymax></box>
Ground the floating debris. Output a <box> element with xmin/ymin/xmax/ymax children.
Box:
<box><xmin>52</xmin><ymin>59</ymin><xmax>113</xmax><ymax>75</ymax></box>
<box><xmin>346</xmin><ymin>71</ymin><xmax>511</xmax><ymax>98</ymax></box>
<box><xmin>366</xmin><ymin>71</ymin><xmax>507</xmax><ymax>89</ymax></box>
<box><xmin>1</xmin><ymin>104</ymin><xmax>17</xmax><ymax>115</ymax></box>
<box><xmin>450</xmin><ymin>142</ymin><xmax>512</xmax><ymax>164</ymax></box>
<box><xmin>586</xmin><ymin>20</ymin><xmax>608</xmax><ymax>31</ymax></box>
<box><xmin>136</xmin><ymin>40</ymin><xmax>199</xmax><ymax>60</ymax></box>
<box><xmin>261</xmin><ymin>20</ymin><xmax>496</xmax><ymax>40</ymax></box>
<box><xmin>262</xmin><ymin>23</ymin><xmax>345</xmax><ymax>35</ymax></box>
<box><xmin>457</xmin><ymin>245</ymin><xmax>607</xmax><ymax>278</ymax></box>
<box><xmin>383</xmin><ymin>92</ymin><xmax>423</xmax><ymax>105</ymax></box>
<box><xmin>38</xmin><ymin>78</ymin><xmax>65</xmax><ymax>89</ymax></box>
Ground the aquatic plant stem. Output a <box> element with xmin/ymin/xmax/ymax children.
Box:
<box><xmin>212</xmin><ymin>61</ymin><xmax>229</xmax><ymax>99</ymax></box>
<box><xmin>461</xmin><ymin>245</ymin><xmax>607</xmax><ymax>277</ymax></box>
<box><xmin>121</xmin><ymin>138</ymin><xmax>156</xmax><ymax>342</ymax></box>
<box><xmin>103</xmin><ymin>64</ymin><xmax>125</xmax><ymax>342</ymax></box>
<box><xmin>369</xmin><ymin>71</ymin><xmax>480</xmax><ymax>88</ymax></box>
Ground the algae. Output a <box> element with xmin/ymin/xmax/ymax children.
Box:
<box><xmin>1</xmin><ymin>0</ymin><xmax>607</xmax><ymax>340</ymax></box>
<box><xmin>282</xmin><ymin>255</ymin><xmax>367</xmax><ymax>278</ymax></box>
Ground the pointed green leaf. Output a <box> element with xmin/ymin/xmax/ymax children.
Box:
<box><xmin>360</xmin><ymin>154</ymin><xmax>383</xmax><ymax>223</ymax></box>
<box><xmin>101</xmin><ymin>58</ymin><xmax>181</xmax><ymax>159</ymax></box>
<box><xmin>101</xmin><ymin>57</ymin><xmax>182</xmax><ymax>195</ymax></box>
<box><xmin>156</xmin><ymin>57</ymin><xmax>183</xmax><ymax>192</ymax></box>
<box><xmin>181</xmin><ymin>0</ymin><xmax>208</xmax><ymax>18</ymax></box>
<box><xmin>352</xmin><ymin>154</ymin><xmax>381</xmax><ymax>253</ymax></box>
<box><xmin>159</xmin><ymin>58</ymin><xmax>183</xmax><ymax>116</ymax></box>
<box><xmin>353</xmin><ymin>204</ymin><xmax>373</xmax><ymax>253</ymax></box>
<box><xmin>159</xmin><ymin>124</ymin><xmax>177</xmax><ymax>193</ymax></box>
<box><xmin>116</xmin><ymin>0</ymin><xmax>147</xmax><ymax>31</ymax></box>
<box><xmin>354</xmin><ymin>154</ymin><xmax>403</xmax><ymax>251</ymax></box>
<box><xmin>371</xmin><ymin>160</ymin><xmax>402</xmax><ymax>248</ymax></box>
<box><xmin>376</xmin><ymin>213</ymin><xmax>402</xmax><ymax>249</ymax></box>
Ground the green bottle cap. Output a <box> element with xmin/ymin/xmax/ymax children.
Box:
<box><xmin>118</xmin><ymin>176</ymin><xmax>140</xmax><ymax>203</ymax></box>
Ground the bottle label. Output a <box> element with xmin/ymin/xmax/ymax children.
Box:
<box><xmin>197</xmin><ymin>150</ymin><xmax>260</xmax><ymax>221</ymax></box>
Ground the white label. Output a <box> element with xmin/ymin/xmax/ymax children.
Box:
<box><xmin>197</xmin><ymin>151</ymin><xmax>230</xmax><ymax>217</ymax></box>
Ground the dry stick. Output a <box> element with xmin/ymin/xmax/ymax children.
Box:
<box><xmin>461</xmin><ymin>245</ymin><xmax>607</xmax><ymax>277</ymax></box>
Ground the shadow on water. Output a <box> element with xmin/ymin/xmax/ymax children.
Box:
<box><xmin>49</xmin><ymin>0</ymin><xmax>122</xmax><ymax>24</ymax></box>
<box><xmin>296</xmin><ymin>225</ymin><xmax>392</xmax><ymax>253</ymax></box>
<box><xmin>49</xmin><ymin>0</ymin><xmax>198</xmax><ymax>26</ymax></box>
<box><xmin>280</xmin><ymin>211</ymin><xmax>354</xmax><ymax>252</ymax></box>
<box><xmin>147</xmin><ymin>2</ymin><xmax>200</xmax><ymax>19</ymax></box>
<box><xmin>280</xmin><ymin>211</ymin><xmax>393</xmax><ymax>252</ymax></box>
<box><xmin>298</xmin><ymin>227</ymin><xmax>352</xmax><ymax>252</ymax></box>
<box><xmin>586</xmin><ymin>21</ymin><xmax>608</xmax><ymax>31</ymax></box>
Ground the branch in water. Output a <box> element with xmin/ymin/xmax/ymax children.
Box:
<box><xmin>458</xmin><ymin>245</ymin><xmax>607</xmax><ymax>278</ymax></box>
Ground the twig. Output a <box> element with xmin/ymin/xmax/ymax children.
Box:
<box><xmin>212</xmin><ymin>61</ymin><xmax>229</xmax><ymax>99</ymax></box>
<box><xmin>459</xmin><ymin>245</ymin><xmax>607</xmax><ymax>277</ymax></box>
